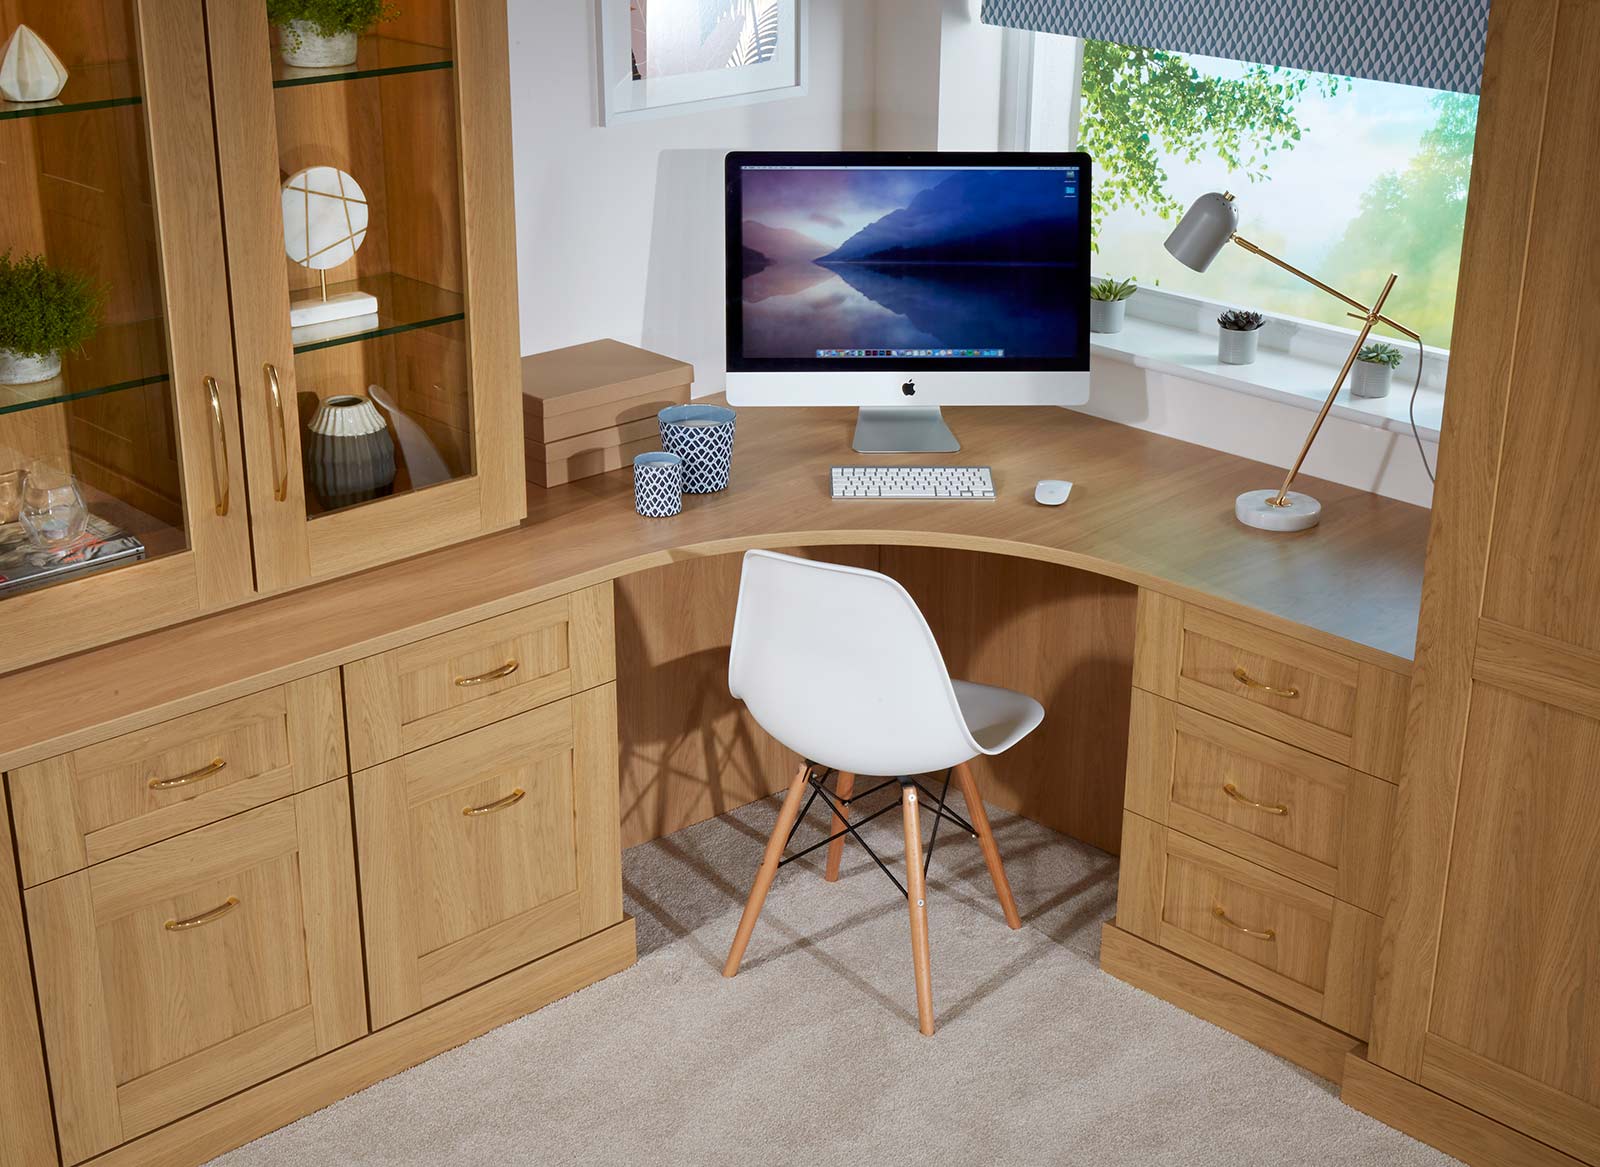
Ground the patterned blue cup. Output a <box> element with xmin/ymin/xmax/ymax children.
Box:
<box><xmin>659</xmin><ymin>404</ymin><xmax>736</xmax><ymax>494</ymax></box>
<box><xmin>633</xmin><ymin>452</ymin><xmax>683</xmax><ymax>518</ymax></box>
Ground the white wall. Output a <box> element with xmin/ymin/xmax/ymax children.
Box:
<box><xmin>508</xmin><ymin>0</ymin><xmax>875</xmax><ymax>394</ymax></box>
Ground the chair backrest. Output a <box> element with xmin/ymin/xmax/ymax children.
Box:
<box><xmin>728</xmin><ymin>550</ymin><xmax>978</xmax><ymax>776</ymax></box>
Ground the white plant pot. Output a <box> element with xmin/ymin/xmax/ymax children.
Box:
<box><xmin>0</xmin><ymin>348</ymin><xmax>62</xmax><ymax>385</ymax></box>
<box><xmin>278</xmin><ymin>22</ymin><xmax>359</xmax><ymax>68</ymax></box>
<box><xmin>1090</xmin><ymin>299</ymin><xmax>1127</xmax><ymax>334</ymax></box>
<box><xmin>1351</xmin><ymin>360</ymin><xmax>1394</xmax><ymax>399</ymax></box>
<box><xmin>1217</xmin><ymin>327</ymin><xmax>1260</xmax><ymax>365</ymax></box>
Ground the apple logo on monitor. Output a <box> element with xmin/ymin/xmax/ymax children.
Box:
<box><xmin>902</xmin><ymin>380</ymin><xmax>916</xmax><ymax>397</ymax></box>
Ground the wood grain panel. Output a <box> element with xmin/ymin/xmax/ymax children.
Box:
<box><xmin>1427</xmin><ymin>685</ymin><xmax>1600</xmax><ymax>1112</ymax></box>
<box><xmin>1474</xmin><ymin>618</ymin><xmax>1600</xmax><ymax>722</ymax></box>
<box><xmin>1349</xmin><ymin>663</ymin><xmax>1409</xmax><ymax>782</ymax></box>
<box><xmin>1131</xmin><ymin>588</ymin><xmax>1183</xmax><ymax>699</ymax></box>
<box><xmin>884</xmin><ymin>547</ymin><xmax>1136</xmax><ymax>854</ymax></box>
<box><xmin>0</xmin><ymin>783</ymin><xmax>56</xmax><ymax>1167</ymax></box>
<box><xmin>1121</xmin><ymin>687</ymin><xmax>1173</xmax><ymax>823</ymax></box>
<box><xmin>1323</xmin><ymin>901</ymin><xmax>1382</xmax><ymax>1042</ymax></box>
<box><xmin>1114</xmin><ymin>810</ymin><xmax>1165</xmax><ymax>942</ymax></box>
<box><xmin>1421</xmin><ymin>1034</ymin><xmax>1600</xmax><ymax>1165</ymax></box>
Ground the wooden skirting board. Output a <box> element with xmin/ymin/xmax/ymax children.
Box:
<box><xmin>83</xmin><ymin>920</ymin><xmax>636</xmax><ymax>1167</ymax></box>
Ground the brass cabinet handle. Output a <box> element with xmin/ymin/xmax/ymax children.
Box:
<box><xmin>1232</xmin><ymin>666</ymin><xmax>1299</xmax><ymax>699</ymax></box>
<box><xmin>204</xmin><ymin>376</ymin><xmax>230</xmax><ymax>517</ymax></box>
<box><xmin>1222</xmin><ymin>783</ymin><xmax>1289</xmax><ymax>816</ymax></box>
<box><xmin>164</xmin><ymin>896</ymin><xmax>240</xmax><ymax>932</ymax></box>
<box><xmin>463</xmin><ymin>788</ymin><xmax>526</xmax><ymax>817</ymax></box>
<box><xmin>149</xmin><ymin>758</ymin><xmax>227</xmax><ymax>791</ymax></box>
<box><xmin>264</xmin><ymin>363</ymin><xmax>290</xmax><ymax>502</ymax></box>
<box><xmin>454</xmin><ymin>660</ymin><xmax>519</xmax><ymax>688</ymax></box>
<box><xmin>1212</xmin><ymin>904</ymin><xmax>1275</xmax><ymax>941</ymax></box>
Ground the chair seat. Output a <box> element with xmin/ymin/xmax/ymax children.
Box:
<box><xmin>952</xmin><ymin>680</ymin><xmax>1045</xmax><ymax>756</ymax></box>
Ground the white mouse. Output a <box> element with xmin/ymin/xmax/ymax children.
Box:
<box><xmin>1034</xmin><ymin>479</ymin><xmax>1073</xmax><ymax>506</ymax></box>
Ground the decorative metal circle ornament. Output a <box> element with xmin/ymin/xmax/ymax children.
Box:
<box><xmin>281</xmin><ymin>166</ymin><xmax>370</xmax><ymax>271</ymax></box>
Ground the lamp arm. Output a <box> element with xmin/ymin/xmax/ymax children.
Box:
<box><xmin>1231</xmin><ymin>235</ymin><xmax>1421</xmax><ymax>341</ymax></box>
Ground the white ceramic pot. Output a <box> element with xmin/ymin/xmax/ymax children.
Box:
<box><xmin>1089</xmin><ymin>299</ymin><xmax>1126</xmax><ymax>334</ymax></box>
<box><xmin>1217</xmin><ymin>327</ymin><xmax>1260</xmax><ymax>365</ymax></box>
<box><xmin>278</xmin><ymin>22</ymin><xmax>359</xmax><ymax>68</ymax></box>
<box><xmin>1351</xmin><ymin>360</ymin><xmax>1394</xmax><ymax>399</ymax></box>
<box><xmin>0</xmin><ymin>348</ymin><xmax>62</xmax><ymax>385</ymax></box>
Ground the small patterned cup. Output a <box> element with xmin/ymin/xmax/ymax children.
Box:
<box><xmin>633</xmin><ymin>452</ymin><xmax>684</xmax><ymax>518</ymax></box>
<box><xmin>659</xmin><ymin>404</ymin><xmax>736</xmax><ymax>494</ymax></box>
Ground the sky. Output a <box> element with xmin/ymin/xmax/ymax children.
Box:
<box><xmin>738</xmin><ymin>167</ymin><xmax>953</xmax><ymax>251</ymax></box>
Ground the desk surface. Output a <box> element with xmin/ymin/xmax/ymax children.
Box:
<box><xmin>0</xmin><ymin>402</ymin><xmax>1429</xmax><ymax>769</ymax></box>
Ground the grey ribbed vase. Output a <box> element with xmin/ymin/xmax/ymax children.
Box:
<box><xmin>305</xmin><ymin>395</ymin><xmax>396</xmax><ymax>512</ymax></box>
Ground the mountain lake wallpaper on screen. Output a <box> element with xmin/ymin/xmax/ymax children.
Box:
<box><xmin>738</xmin><ymin>167</ymin><xmax>1085</xmax><ymax>361</ymax></box>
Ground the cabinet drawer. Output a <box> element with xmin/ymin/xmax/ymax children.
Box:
<box><xmin>7</xmin><ymin>672</ymin><xmax>346</xmax><ymax>887</ymax></box>
<box><xmin>1117</xmin><ymin>817</ymin><xmax>1381</xmax><ymax>1039</ymax></box>
<box><xmin>345</xmin><ymin>582</ymin><xmax>615</xmax><ymax>769</ymax></box>
<box><xmin>354</xmin><ymin>685</ymin><xmax>623</xmax><ymax>1028</ymax></box>
<box><xmin>26</xmin><ymin>783</ymin><xmax>366</xmax><ymax>1165</ymax></box>
<box><xmin>1133</xmin><ymin>592</ymin><xmax>1410</xmax><ymax>778</ymax></box>
<box><xmin>1125</xmin><ymin>692</ymin><xmax>1394</xmax><ymax>912</ymax></box>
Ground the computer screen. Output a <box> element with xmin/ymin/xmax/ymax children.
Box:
<box><xmin>725</xmin><ymin>152</ymin><xmax>1091</xmax><ymax>374</ymax></box>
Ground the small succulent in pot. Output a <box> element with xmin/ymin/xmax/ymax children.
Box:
<box><xmin>0</xmin><ymin>251</ymin><xmax>104</xmax><ymax>386</ymax></box>
<box><xmin>1089</xmin><ymin>276</ymin><xmax>1137</xmax><ymax>334</ymax></box>
<box><xmin>1352</xmin><ymin>341</ymin><xmax>1403</xmax><ymax>399</ymax></box>
<box><xmin>267</xmin><ymin>0</ymin><xmax>399</xmax><ymax>68</ymax></box>
<box><xmin>1217</xmin><ymin>308</ymin><xmax>1265</xmax><ymax>366</ymax></box>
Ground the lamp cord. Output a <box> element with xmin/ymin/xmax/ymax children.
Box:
<box><xmin>1408</xmin><ymin>333</ymin><xmax>1435</xmax><ymax>483</ymax></box>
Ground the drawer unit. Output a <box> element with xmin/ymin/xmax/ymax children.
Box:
<box><xmin>1132</xmin><ymin>591</ymin><xmax>1409</xmax><ymax>779</ymax></box>
<box><xmin>26</xmin><ymin>783</ymin><xmax>366</xmax><ymax>1165</ymax></box>
<box><xmin>1124</xmin><ymin>692</ymin><xmax>1395</xmax><ymax>913</ymax></box>
<box><xmin>344</xmin><ymin>582</ymin><xmax>615</xmax><ymax>770</ymax></box>
<box><xmin>6</xmin><ymin>671</ymin><xmax>346</xmax><ymax>887</ymax></box>
<box><xmin>1118</xmin><ymin>815</ymin><xmax>1381</xmax><ymax>1039</ymax></box>
<box><xmin>354</xmin><ymin>686</ymin><xmax>623</xmax><ymax>1028</ymax></box>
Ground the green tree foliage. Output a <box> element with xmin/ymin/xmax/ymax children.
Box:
<box><xmin>1078</xmin><ymin>41</ymin><xmax>1340</xmax><ymax>243</ymax></box>
<box><xmin>1320</xmin><ymin>93</ymin><xmax>1478</xmax><ymax>347</ymax></box>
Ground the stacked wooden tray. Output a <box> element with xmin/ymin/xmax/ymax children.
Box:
<box><xmin>522</xmin><ymin>339</ymin><xmax>693</xmax><ymax>488</ymax></box>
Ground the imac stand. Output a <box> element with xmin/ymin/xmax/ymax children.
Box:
<box><xmin>852</xmin><ymin>407</ymin><xmax>960</xmax><ymax>454</ymax></box>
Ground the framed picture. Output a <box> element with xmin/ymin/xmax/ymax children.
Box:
<box><xmin>597</xmin><ymin>0</ymin><xmax>807</xmax><ymax>125</ymax></box>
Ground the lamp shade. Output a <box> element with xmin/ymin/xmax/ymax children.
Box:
<box><xmin>1164</xmin><ymin>192</ymin><xmax>1240</xmax><ymax>273</ymax></box>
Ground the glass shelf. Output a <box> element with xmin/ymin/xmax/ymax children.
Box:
<box><xmin>272</xmin><ymin>36</ymin><xmax>453</xmax><ymax>89</ymax></box>
<box><xmin>290</xmin><ymin>273</ymin><xmax>464</xmax><ymax>354</ymax></box>
<box><xmin>0</xmin><ymin>61</ymin><xmax>142</xmax><ymax>122</ymax></box>
<box><xmin>0</xmin><ymin>319</ymin><xmax>169</xmax><ymax>417</ymax></box>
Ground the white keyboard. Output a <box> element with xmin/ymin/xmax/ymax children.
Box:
<box><xmin>831</xmin><ymin>465</ymin><xmax>996</xmax><ymax>500</ymax></box>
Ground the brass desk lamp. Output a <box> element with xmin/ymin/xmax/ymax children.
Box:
<box><xmin>1164</xmin><ymin>191</ymin><xmax>1421</xmax><ymax>532</ymax></box>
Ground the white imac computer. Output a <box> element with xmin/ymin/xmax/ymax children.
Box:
<box><xmin>725</xmin><ymin>151</ymin><xmax>1093</xmax><ymax>453</ymax></box>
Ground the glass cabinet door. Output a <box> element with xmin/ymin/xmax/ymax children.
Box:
<box><xmin>206</xmin><ymin>0</ymin><xmax>523</xmax><ymax>594</ymax></box>
<box><xmin>0</xmin><ymin>0</ymin><xmax>252</xmax><ymax>673</ymax></box>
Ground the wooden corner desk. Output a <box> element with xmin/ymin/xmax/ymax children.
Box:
<box><xmin>0</xmin><ymin>401</ymin><xmax>1429</xmax><ymax>1167</ymax></box>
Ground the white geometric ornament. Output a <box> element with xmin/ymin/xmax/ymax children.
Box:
<box><xmin>281</xmin><ymin>165</ymin><xmax>379</xmax><ymax>331</ymax></box>
<box><xmin>0</xmin><ymin>25</ymin><xmax>69</xmax><ymax>104</ymax></box>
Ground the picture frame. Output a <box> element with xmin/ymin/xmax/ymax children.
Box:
<box><xmin>597</xmin><ymin>0</ymin><xmax>807</xmax><ymax>125</ymax></box>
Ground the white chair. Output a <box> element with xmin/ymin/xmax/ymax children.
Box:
<box><xmin>721</xmin><ymin>550</ymin><xmax>1045</xmax><ymax>1035</ymax></box>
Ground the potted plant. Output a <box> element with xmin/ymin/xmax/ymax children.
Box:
<box><xmin>1089</xmin><ymin>276</ymin><xmax>1136</xmax><ymax>334</ymax></box>
<box><xmin>0</xmin><ymin>251</ymin><xmax>102</xmax><ymax>386</ymax></box>
<box><xmin>1217</xmin><ymin>309</ymin><xmax>1265</xmax><ymax>365</ymax></box>
<box><xmin>1352</xmin><ymin>341</ymin><xmax>1403</xmax><ymax>399</ymax></box>
<box><xmin>267</xmin><ymin>0</ymin><xmax>399</xmax><ymax>68</ymax></box>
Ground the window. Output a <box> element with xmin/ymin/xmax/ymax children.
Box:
<box><xmin>1028</xmin><ymin>37</ymin><xmax>1478</xmax><ymax>352</ymax></box>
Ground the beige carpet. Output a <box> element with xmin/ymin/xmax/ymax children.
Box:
<box><xmin>211</xmin><ymin>785</ymin><xmax>1459</xmax><ymax>1166</ymax></box>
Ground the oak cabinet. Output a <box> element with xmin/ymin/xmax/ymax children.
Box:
<box><xmin>0</xmin><ymin>0</ymin><xmax>522</xmax><ymax>675</ymax></box>
<box><xmin>354</xmin><ymin>686</ymin><xmax>624</xmax><ymax>1029</ymax></box>
<box><xmin>26</xmin><ymin>782</ymin><xmax>367</xmax><ymax>1165</ymax></box>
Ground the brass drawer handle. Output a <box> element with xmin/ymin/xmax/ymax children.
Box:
<box><xmin>1232</xmin><ymin>666</ymin><xmax>1299</xmax><ymax>699</ymax></box>
<box><xmin>264</xmin><ymin>363</ymin><xmax>290</xmax><ymax>503</ymax></box>
<box><xmin>1212</xmin><ymin>904</ymin><xmax>1275</xmax><ymax>942</ymax></box>
<box><xmin>1222</xmin><ymin>783</ymin><xmax>1289</xmax><ymax>816</ymax></box>
<box><xmin>463</xmin><ymin>788</ymin><xmax>526</xmax><ymax>817</ymax></box>
<box><xmin>149</xmin><ymin>758</ymin><xmax>227</xmax><ymax>791</ymax></box>
<box><xmin>164</xmin><ymin>896</ymin><xmax>240</xmax><ymax>932</ymax></box>
<box><xmin>205</xmin><ymin>376</ymin><xmax>231</xmax><ymax>517</ymax></box>
<box><xmin>455</xmin><ymin>660</ymin><xmax>519</xmax><ymax>688</ymax></box>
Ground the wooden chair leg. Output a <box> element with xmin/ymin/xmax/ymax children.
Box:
<box><xmin>823</xmin><ymin>771</ymin><xmax>855</xmax><ymax>882</ymax></box>
<box><xmin>901</xmin><ymin>783</ymin><xmax>936</xmax><ymax>1036</ymax></box>
<box><xmin>722</xmin><ymin>763</ymin><xmax>814</xmax><ymax>978</ymax></box>
<box><xmin>954</xmin><ymin>761</ymin><xmax>1021</xmax><ymax>930</ymax></box>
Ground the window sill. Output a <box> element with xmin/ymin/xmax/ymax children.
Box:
<box><xmin>1089</xmin><ymin>315</ymin><xmax>1444</xmax><ymax>442</ymax></box>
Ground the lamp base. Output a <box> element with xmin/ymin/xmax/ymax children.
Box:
<box><xmin>1235</xmin><ymin>489</ymin><xmax>1322</xmax><ymax>532</ymax></box>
